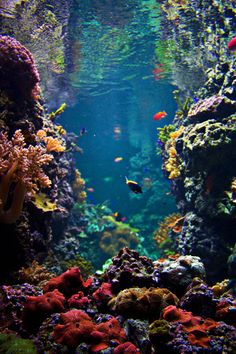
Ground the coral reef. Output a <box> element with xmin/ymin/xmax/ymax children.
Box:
<box><xmin>0</xmin><ymin>333</ymin><xmax>37</xmax><ymax>354</ymax></box>
<box><xmin>22</xmin><ymin>289</ymin><xmax>65</xmax><ymax>332</ymax></box>
<box><xmin>1</xmin><ymin>249</ymin><xmax>236</xmax><ymax>353</ymax></box>
<box><xmin>43</xmin><ymin>267</ymin><xmax>92</xmax><ymax>298</ymax></box>
<box><xmin>158</xmin><ymin>0</ymin><xmax>236</xmax><ymax>281</ymax></box>
<box><xmin>0</xmin><ymin>130</ymin><xmax>53</xmax><ymax>224</ymax></box>
<box><xmin>0</xmin><ymin>34</ymin><xmax>78</xmax><ymax>281</ymax></box>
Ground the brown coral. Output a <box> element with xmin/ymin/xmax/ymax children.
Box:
<box><xmin>153</xmin><ymin>213</ymin><xmax>182</xmax><ymax>245</ymax></box>
<box><xmin>109</xmin><ymin>287</ymin><xmax>178</xmax><ymax>320</ymax></box>
<box><xmin>0</xmin><ymin>129</ymin><xmax>53</xmax><ymax>223</ymax></box>
<box><xmin>72</xmin><ymin>169</ymin><xmax>87</xmax><ymax>203</ymax></box>
<box><xmin>18</xmin><ymin>261</ymin><xmax>55</xmax><ymax>287</ymax></box>
<box><xmin>100</xmin><ymin>227</ymin><xmax>139</xmax><ymax>257</ymax></box>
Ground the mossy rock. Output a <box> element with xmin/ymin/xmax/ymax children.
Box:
<box><xmin>0</xmin><ymin>334</ymin><xmax>37</xmax><ymax>354</ymax></box>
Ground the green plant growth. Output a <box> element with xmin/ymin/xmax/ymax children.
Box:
<box><xmin>0</xmin><ymin>334</ymin><xmax>37</xmax><ymax>354</ymax></box>
<box><xmin>157</xmin><ymin>124</ymin><xmax>176</xmax><ymax>144</ymax></box>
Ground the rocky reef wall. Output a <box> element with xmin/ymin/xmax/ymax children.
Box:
<box><xmin>158</xmin><ymin>0</ymin><xmax>236</xmax><ymax>281</ymax></box>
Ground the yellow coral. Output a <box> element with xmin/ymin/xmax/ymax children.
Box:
<box><xmin>72</xmin><ymin>169</ymin><xmax>87</xmax><ymax>203</ymax></box>
<box><xmin>164</xmin><ymin>126</ymin><xmax>184</xmax><ymax>179</ymax></box>
<box><xmin>49</xmin><ymin>102</ymin><xmax>66</xmax><ymax>121</ymax></box>
<box><xmin>99</xmin><ymin>225</ymin><xmax>139</xmax><ymax>257</ymax></box>
<box><xmin>169</xmin><ymin>126</ymin><xmax>184</xmax><ymax>139</ymax></box>
<box><xmin>31</xmin><ymin>192</ymin><xmax>58</xmax><ymax>212</ymax></box>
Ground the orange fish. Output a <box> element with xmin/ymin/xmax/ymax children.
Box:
<box><xmin>153</xmin><ymin>111</ymin><xmax>167</xmax><ymax>121</ymax></box>
<box><xmin>114</xmin><ymin>157</ymin><xmax>123</xmax><ymax>163</ymax></box>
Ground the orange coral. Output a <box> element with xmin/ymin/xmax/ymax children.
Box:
<box><xmin>0</xmin><ymin>130</ymin><xmax>53</xmax><ymax>223</ymax></box>
<box><xmin>44</xmin><ymin>136</ymin><xmax>65</xmax><ymax>152</ymax></box>
<box><xmin>162</xmin><ymin>306</ymin><xmax>219</xmax><ymax>348</ymax></box>
<box><xmin>36</xmin><ymin>129</ymin><xmax>66</xmax><ymax>152</ymax></box>
<box><xmin>153</xmin><ymin>213</ymin><xmax>182</xmax><ymax>245</ymax></box>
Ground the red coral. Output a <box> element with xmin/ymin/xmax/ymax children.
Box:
<box><xmin>53</xmin><ymin>309</ymin><xmax>126</xmax><ymax>351</ymax></box>
<box><xmin>216</xmin><ymin>299</ymin><xmax>236</xmax><ymax>326</ymax></box>
<box><xmin>0</xmin><ymin>35</ymin><xmax>40</xmax><ymax>100</ymax></box>
<box><xmin>68</xmin><ymin>291</ymin><xmax>90</xmax><ymax>309</ymax></box>
<box><xmin>187</xmin><ymin>330</ymin><xmax>210</xmax><ymax>348</ymax></box>
<box><xmin>162</xmin><ymin>306</ymin><xmax>219</xmax><ymax>348</ymax></box>
<box><xmin>53</xmin><ymin>309</ymin><xmax>95</xmax><ymax>348</ymax></box>
<box><xmin>162</xmin><ymin>305</ymin><xmax>199</xmax><ymax>325</ymax></box>
<box><xmin>43</xmin><ymin>267</ymin><xmax>92</xmax><ymax>297</ymax></box>
<box><xmin>90</xmin><ymin>317</ymin><xmax>126</xmax><ymax>352</ymax></box>
<box><xmin>22</xmin><ymin>289</ymin><xmax>65</xmax><ymax>332</ymax></box>
<box><xmin>114</xmin><ymin>342</ymin><xmax>140</xmax><ymax>353</ymax></box>
<box><xmin>93</xmin><ymin>282</ymin><xmax>114</xmax><ymax>308</ymax></box>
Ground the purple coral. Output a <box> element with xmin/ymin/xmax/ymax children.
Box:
<box><xmin>0</xmin><ymin>35</ymin><xmax>40</xmax><ymax>100</ymax></box>
<box><xmin>105</xmin><ymin>247</ymin><xmax>157</xmax><ymax>293</ymax></box>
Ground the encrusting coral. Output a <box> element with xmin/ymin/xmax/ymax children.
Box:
<box><xmin>0</xmin><ymin>129</ymin><xmax>53</xmax><ymax>223</ymax></box>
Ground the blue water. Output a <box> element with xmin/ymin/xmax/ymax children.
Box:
<box><xmin>59</xmin><ymin>0</ymin><xmax>177</xmax><ymax>235</ymax></box>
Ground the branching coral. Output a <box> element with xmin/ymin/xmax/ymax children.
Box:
<box><xmin>0</xmin><ymin>129</ymin><xmax>53</xmax><ymax>223</ymax></box>
<box><xmin>157</xmin><ymin>124</ymin><xmax>176</xmax><ymax>145</ymax></box>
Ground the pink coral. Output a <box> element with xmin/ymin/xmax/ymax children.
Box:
<box><xmin>0</xmin><ymin>35</ymin><xmax>40</xmax><ymax>99</ymax></box>
<box><xmin>0</xmin><ymin>130</ymin><xmax>53</xmax><ymax>223</ymax></box>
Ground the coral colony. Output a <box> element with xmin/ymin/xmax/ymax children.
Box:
<box><xmin>0</xmin><ymin>0</ymin><xmax>236</xmax><ymax>353</ymax></box>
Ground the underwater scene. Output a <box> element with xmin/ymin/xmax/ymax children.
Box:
<box><xmin>0</xmin><ymin>0</ymin><xmax>236</xmax><ymax>352</ymax></box>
